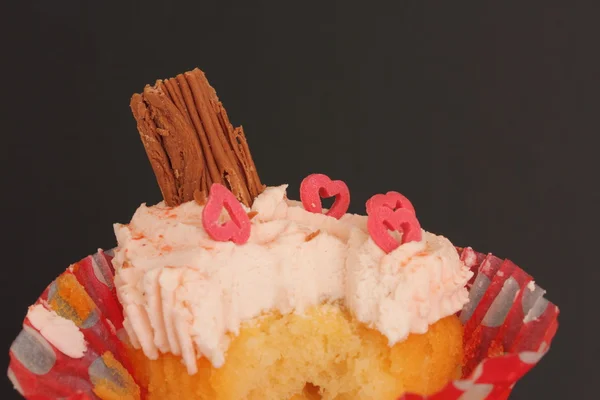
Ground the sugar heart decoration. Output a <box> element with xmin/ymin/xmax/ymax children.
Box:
<box><xmin>366</xmin><ymin>191</ymin><xmax>416</xmax><ymax>215</ymax></box>
<box><xmin>367</xmin><ymin>203</ymin><xmax>422</xmax><ymax>253</ymax></box>
<box><xmin>202</xmin><ymin>183</ymin><xmax>251</xmax><ymax>244</ymax></box>
<box><xmin>300</xmin><ymin>173</ymin><xmax>350</xmax><ymax>219</ymax></box>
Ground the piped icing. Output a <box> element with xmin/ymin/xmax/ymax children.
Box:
<box><xmin>113</xmin><ymin>185</ymin><xmax>472</xmax><ymax>373</ymax></box>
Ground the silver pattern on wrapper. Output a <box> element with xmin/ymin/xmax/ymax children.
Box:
<box><xmin>91</xmin><ymin>252</ymin><xmax>114</xmax><ymax>289</ymax></box>
<box><xmin>482</xmin><ymin>277</ymin><xmax>520</xmax><ymax>328</ymax></box>
<box><xmin>11</xmin><ymin>325</ymin><xmax>57</xmax><ymax>375</ymax></box>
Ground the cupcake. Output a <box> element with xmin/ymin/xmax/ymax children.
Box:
<box><xmin>8</xmin><ymin>68</ymin><xmax>559</xmax><ymax>400</ymax></box>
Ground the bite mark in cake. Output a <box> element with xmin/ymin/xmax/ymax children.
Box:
<box><xmin>113</xmin><ymin>185</ymin><xmax>472</xmax><ymax>372</ymax></box>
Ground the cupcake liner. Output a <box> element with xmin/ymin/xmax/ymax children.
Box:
<box><xmin>8</xmin><ymin>247</ymin><xmax>558</xmax><ymax>400</ymax></box>
<box><xmin>8</xmin><ymin>250</ymin><xmax>140</xmax><ymax>400</ymax></box>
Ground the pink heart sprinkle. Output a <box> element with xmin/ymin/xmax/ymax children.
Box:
<box><xmin>202</xmin><ymin>183</ymin><xmax>251</xmax><ymax>244</ymax></box>
<box><xmin>366</xmin><ymin>191</ymin><xmax>415</xmax><ymax>215</ymax></box>
<box><xmin>367</xmin><ymin>204</ymin><xmax>422</xmax><ymax>253</ymax></box>
<box><xmin>300</xmin><ymin>173</ymin><xmax>350</xmax><ymax>219</ymax></box>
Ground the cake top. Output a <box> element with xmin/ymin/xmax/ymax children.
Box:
<box><xmin>113</xmin><ymin>185</ymin><xmax>472</xmax><ymax>373</ymax></box>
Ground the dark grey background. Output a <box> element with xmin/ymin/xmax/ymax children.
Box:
<box><xmin>1</xmin><ymin>1</ymin><xmax>595</xmax><ymax>399</ymax></box>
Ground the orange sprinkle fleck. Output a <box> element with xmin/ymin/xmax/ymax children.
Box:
<box><xmin>247</xmin><ymin>211</ymin><xmax>259</xmax><ymax>220</ymax></box>
<box><xmin>305</xmin><ymin>230</ymin><xmax>321</xmax><ymax>242</ymax></box>
<box><xmin>161</xmin><ymin>245</ymin><xmax>173</xmax><ymax>252</ymax></box>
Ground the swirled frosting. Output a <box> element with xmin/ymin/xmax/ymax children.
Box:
<box><xmin>113</xmin><ymin>185</ymin><xmax>472</xmax><ymax>374</ymax></box>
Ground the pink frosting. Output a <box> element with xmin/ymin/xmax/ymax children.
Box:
<box><xmin>112</xmin><ymin>185</ymin><xmax>472</xmax><ymax>373</ymax></box>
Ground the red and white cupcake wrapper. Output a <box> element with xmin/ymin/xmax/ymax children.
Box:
<box><xmin>8</xmin><ymin>247</ymin><xmax>558</xmax><ymax>400</ymax></box>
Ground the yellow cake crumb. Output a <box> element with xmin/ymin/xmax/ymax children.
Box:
<box><xmin>126</xmin><ymin>304</ymin><xmax>463</xmax><ymax>400</ymax></box>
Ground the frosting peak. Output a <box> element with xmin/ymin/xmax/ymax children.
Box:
<box><xmin>113</xmin><ymin>185</ymin><xmax>472</xmax><ymax>373</ymax></box>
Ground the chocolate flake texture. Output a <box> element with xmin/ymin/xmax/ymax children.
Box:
<box><xmin>130</xmin><ymin>68</ymin><xmax>264</xmax><ymax>207</ymax></box>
